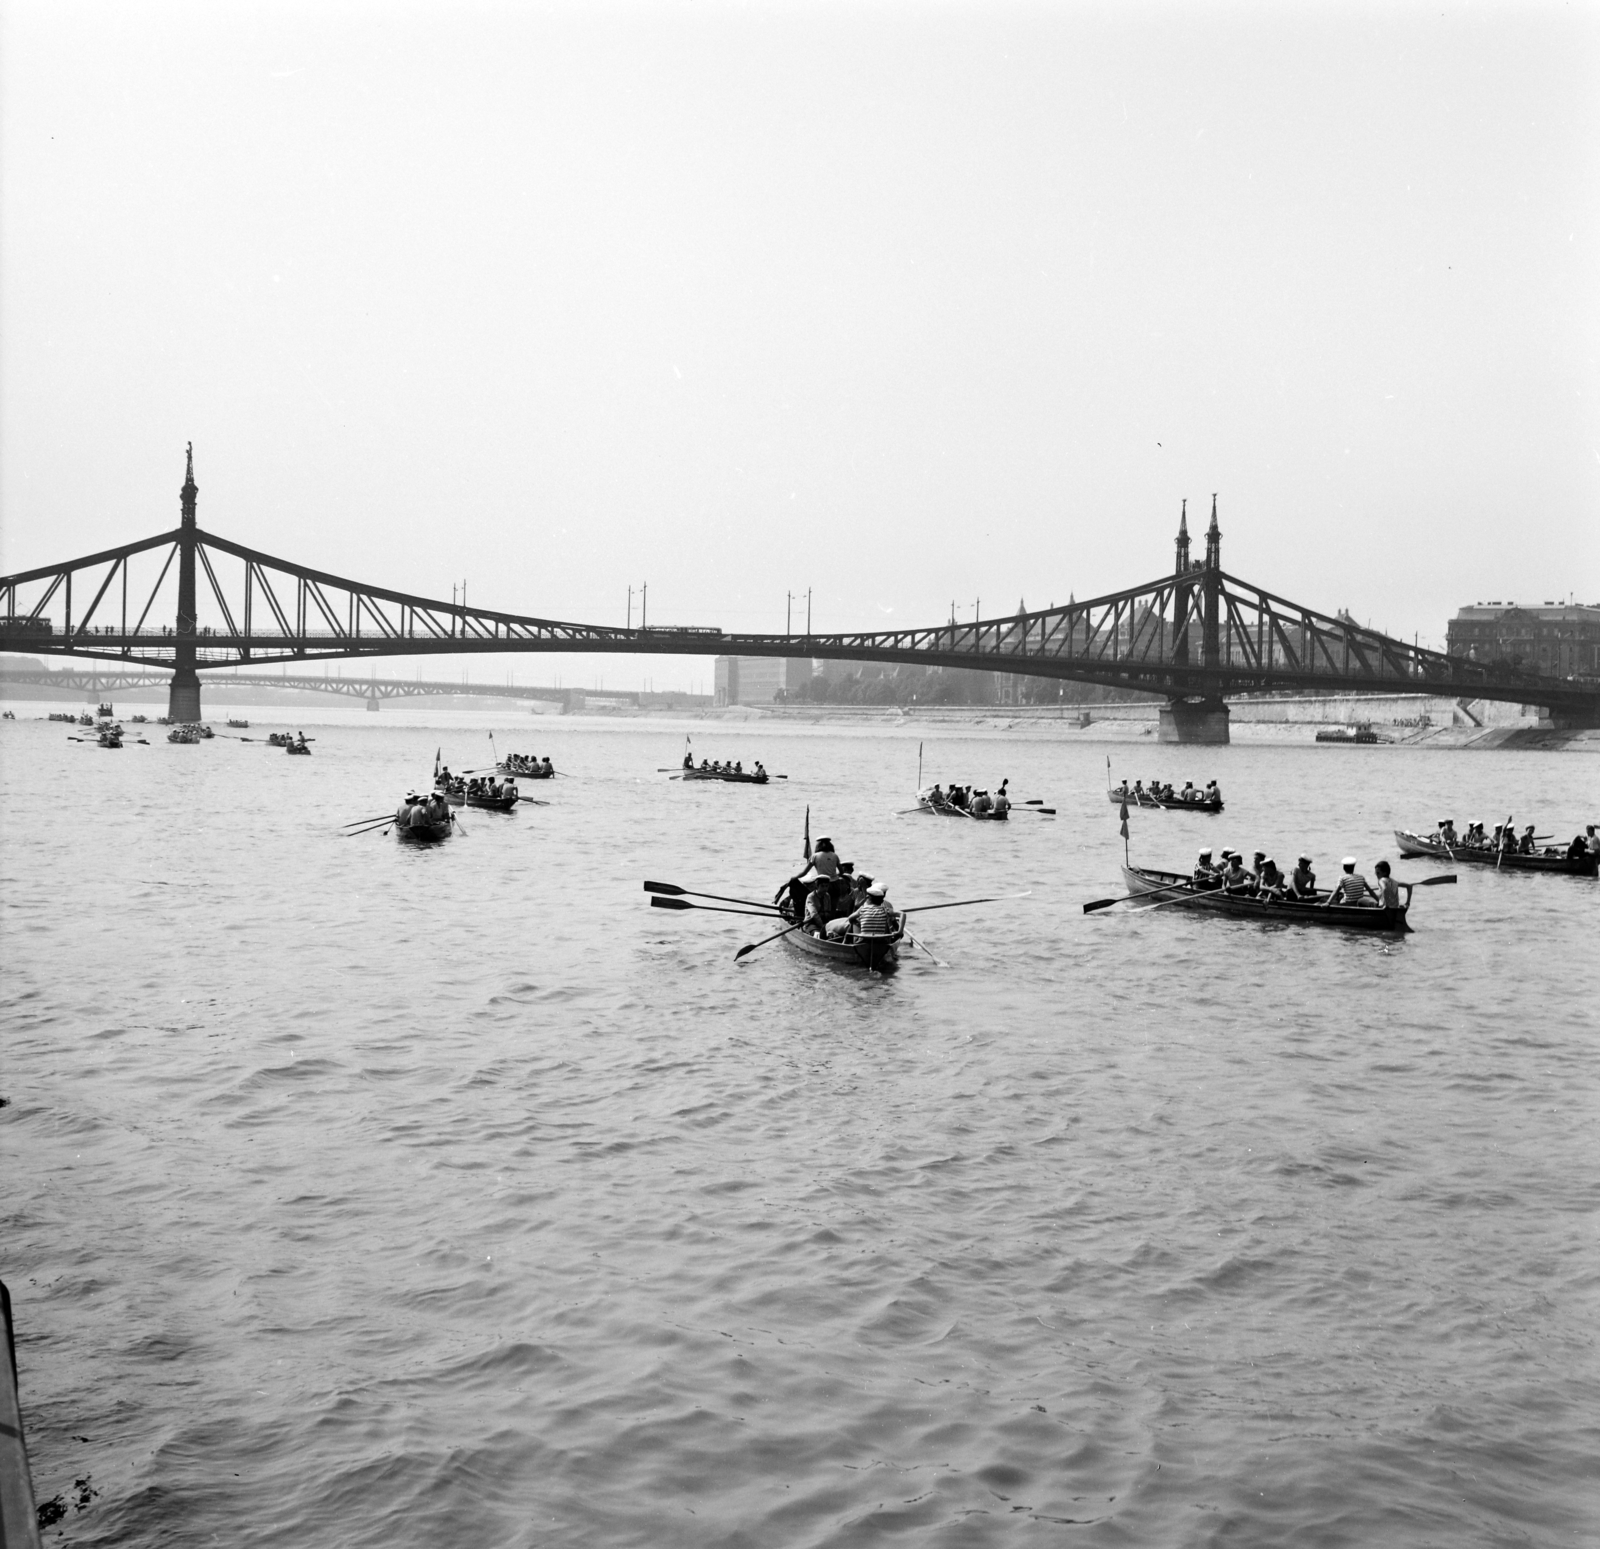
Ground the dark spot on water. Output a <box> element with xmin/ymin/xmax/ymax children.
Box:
<box><xmin>37</xmin><ymin>1496</ymin><xmax>66</xmax><ymax>1528</ymax></box>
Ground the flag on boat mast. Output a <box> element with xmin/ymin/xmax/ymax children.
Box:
<box><xmin>1119</xmin><ymin>798</ymin><xmax>1131</xmax><ymax>864</ymax></box>
<box><xmin>803</xmin><ymin>805</ymin><xmax>811</xmax><ymax>861</ymax></box>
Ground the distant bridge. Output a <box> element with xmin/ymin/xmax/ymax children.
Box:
<box><xmin>0</xmin><ymin>665</ymin><xmax>625</xmax><ymax>711</ymax></box>
<box><xmin>3</xmin><ymin>449</ymin><xmax>1593</xmax><ymax>740</ymax></box>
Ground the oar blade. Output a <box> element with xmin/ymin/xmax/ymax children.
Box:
<box><xmin>643</xmin><ymin>880</ymin><xmax>685</xmax><ymax>895</ymax></box>
<box><xmin>649</xmin><ymin>896</ymin><xmax>695</xmax><ymax>910</ymax></box>
<box><xmin>1082</xmin><ymin>898</ymin><xmax>1121</xmax><ymax>914</ymax></box>
<box><xmin>1414</xmin><ymin>874</ymin><xmax>1457</xmax><ymax>886</ymax></box>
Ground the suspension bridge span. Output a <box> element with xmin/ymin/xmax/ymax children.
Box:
<box><xmin>3</xmin><ymin>450</ymin><xmax>1594</xmax><ymax>742</ymax></box>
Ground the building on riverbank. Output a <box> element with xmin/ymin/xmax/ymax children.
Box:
<box><xmin>1447</xmin><ymin>602</ymin><xmax>1600</xmax><ymax>680</ymax></box>
<box><xmin>713</xmin><ymin>656</ymin><xmax>814</xmax><ymax>706</ymax></box>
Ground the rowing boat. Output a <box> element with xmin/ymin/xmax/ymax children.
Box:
<box><xmin>1121</xmin><ymin>863</ymin><xmax>1411</xmax><ymax>932</ymax></box>
<box><xmin>916</xmin><ymin>796</ymin><xmax>1008</xmax><ymax>819</ymax></box>
<box><xmin>681</xmin><ymin>768</ymin><xmax>769</xmax><ymax>784</ymax></box>
<box><xmin>496</xmin><ymin>760</ymin><xmax>554</xmax><ymax>778</ymax></box>
<box><xmin>465</xmin><ymin>791</ymin><xmax>519</xmax><ymax>812</ymax></box>
<box><xmin>285</xmin><ymin>741</ymin><xmax>311</xmax><ymax>756</ymax></box>
<box><xmin>393</xmin><ymin>802</ymin><xmax>452</xmax><ymax>842</ymax></box>
<box><xmin>1394</xmin><ymin>830</ymin><xmax>1598</xmax><ymax>876</ymax></box>
<box><xmin>1108</xmin><ymin>789</ymin><xmax>1224</xmax><ymax>813</ymax></box>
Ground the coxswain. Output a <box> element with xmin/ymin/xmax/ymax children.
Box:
<box><xmin>1290</xmin><ymin>854</ymin><xmax>1318</xmax><ymax>899</ymax></box>
<box><xmin>784</xmin><ymin>835</ymin><xmax>840</xmax><ymax>921</ymax></box>
<box><xmin>1372</xmin><ymin>859</ymin><xmax>1405</xmax><ymax>911</ymax></box>
<box><xmin>1587</xmin><ymin>825</ymin><xmax>1599</xmax><ymax>856</ymax></box>
<box><xmin>683</xmin><ymin>750</ymin><xmax>694</xmax><ymax>769</ymax></box>
<box><xmin>1323</xmin><ymin>857</ymin><xmax>1376</xmax><ymax>908</ymax></box>
<box><xmin>1192</xmin><ymin>847</ymin><xmax>1219</xmax><ymax>888</ymax></box>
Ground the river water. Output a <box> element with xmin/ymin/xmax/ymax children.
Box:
<box><xmin>3</xmin><ymin>708</ymin><xmax>1596</xmax><ymax>1547</ymax></box>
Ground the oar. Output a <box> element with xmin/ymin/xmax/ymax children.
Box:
<box><xmin>343</xmin><ymin>813</ymin><xmax>400</xmax><ymax>827</ymax></box>
<box><xmin>344</xmin><ymin>818</ymin><xmax>399</xmax><ymax>837</ymax></box>
<box><xmin>650</xmin><ymin>897</ymin><xmax>783</xmax><ymax>919</ymax></box>
<box><xmin>895</xmin><ymin>890</ymin><xmax>1031</xmax><ymax>913</ymax></box>
<box><xmin>901</xmin><ymin>927</ymin><xmax>948</xmax><ymax>968</ymax></box>
<box><xmin>1010</xmin><ymin>805</ymin><xmax>1056</xmax><ymax>816</ymax></box>
<box><xmin>1083</xmin><ymin>879</ymin><xmax>1195</xmax><ymax>914</ymax></box>
<box><xmin>644</xmin><ymin>881</ymin><xmax>779</xmax><ymax>910</ymax></box>
<box><xmin>1405</xmin><ymin>874</ymin><xmax>1457</xmax><ymax>887</ymax></box>
<box><xmin>735</xmin><ymin>924</ymin><xmax>802</xmax><ymax>960</ymax></box>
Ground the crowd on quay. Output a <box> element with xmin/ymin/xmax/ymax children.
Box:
<box><xmin>1186</xmin><ymin>847</ymin><xmax>1407</xmax><ymax>910</ymax></box>
<box><xmin>921</xmin><ymin>781</ymin><xmax>1010</xmax><ymax>816</ymax></box>
<box><xmin>776</xmin><ymin>837</ymin><xmax>901</xmax><ymax>940</ymax></box>
<box><xmin>1427</xmin><ymin>818</ymin><xmax>1598</xmax><ymax>861</ymax></box>
<box><xmin>1114</xmin><ymin>778</ymin><xmax>1222</xmax><ymax>805</ymax></box>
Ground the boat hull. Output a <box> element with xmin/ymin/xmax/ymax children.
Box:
<box><xmin>681</xmin><ymin>769</ymin><xmax>768</xmax><ymax>784</ymax></box>
<box><xmin>496</xmin><ymin>763</ymin><xmax>554</xmax><ymax>778</ymax></box>
<box><xmin>1394</xmin><ymin>831</ymin><xmax>1597</xmax><ymax>876</ymax></box>
<box><xmin>917</xmin><ymin>799</ymin><xmax>1007</xmax><ymax>819</ymax></box>
<box><xmin>395</xmin><ymin>819</ymin><xmax>452</xmax><ymax>843</ymax></box>
<box><xmin>465</xmin><ymin>794</ymin><xmax>519</xmax><ymax>812</ymax></box>
<box><xmin>782</xmin><ymin>926</ymin><xmax>900</xmax><ymax>970</ymax></box>
<box><xmin>1108</xmin><ymin>791</ymin><xmax>1224</xmax><ymax>813</ymax></box>
<box><xmin>1121</xmin><ymin>865</ymin><xmax>1411</xmax><ymax>932</ymax></box>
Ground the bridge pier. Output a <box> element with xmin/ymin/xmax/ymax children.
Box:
<box><xmin>366</xmin><ymin>696</ymin><xmax>380</xmax><ymax>712</ymax></box>
<box><xmin>168</xmin><ymin>666</ymin><xmax>201</xmax><ymax>723</ymax></box>
<box><xmin>1159</xmin><ymin>696</ymin><xmax>1230</xmax><ymax>745</ymax></box>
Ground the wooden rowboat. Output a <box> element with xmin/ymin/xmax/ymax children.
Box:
<box><xmin>394</xmin><ymin>804</ymin><xmax>452</xmax><ymax>843</ymax></box>
<box><xmin>465</xmin><ymin>792</ymin><xmax>519</xmax><ymax>812</ymax></box>
<box><xmin>681</xmin><ymin>768</ymin><xmax>768</xmax><ymax>784</ymax></box>
<box><xmin>916</xmin><ymin>796</ymin><xmax>1008</xmax><ymax>819</ymax></box>
<box><xmin>1121</xmin><ymin>863</ymin><xmax>1411</xmax><ymax>932</ymax></box>
<box><xmin>496</xmin><ymin>760</ymin><xmax>554</xmax><ymax>778</ymax></box>
<box><xmin>1108</xmin><ymin>789</ymin><xmax>1224</xmax><ymax>813</ymax></box>
<box><xmin>1394</xmin><ymin>830</ymin><xmax>1597</xmax><ymax>876</ymax></box>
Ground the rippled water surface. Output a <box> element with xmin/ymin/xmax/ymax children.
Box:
<box><xmin>3</xmin><ymin>709</ymin><xmax>1598</xmax><ymax>1547</ymax></box>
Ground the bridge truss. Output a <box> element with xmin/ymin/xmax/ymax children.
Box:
<box><xmin>2</xmin><ymin>454</ymin><xmax>1594</xmax><ymax>736</ymax></box>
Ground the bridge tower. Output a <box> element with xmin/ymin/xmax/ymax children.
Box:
<box><xmin>1159</xmin><ymin>494</ymin><xmax>1231</xmax><ymax>744</ymax></box>
<box><xmin>168</xmin><ymin>445</ymin><xmax>203</xmax><ymax>722</ymax></box>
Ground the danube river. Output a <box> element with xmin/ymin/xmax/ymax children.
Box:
<box><xmin>3</xmin><ymin>709</ymin><xmax>1596</xmax><ymax>1547</ymax></box>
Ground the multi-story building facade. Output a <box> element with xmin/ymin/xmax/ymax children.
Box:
<box><xmin>1446</xmin><ymin>603</ymin><xmax>1600</xmax><ymax>681</ymax></box>
<box><xmin>713</xmin><ymin>656</ymin><xmax>815</xmax><ymax>706</ymax></box>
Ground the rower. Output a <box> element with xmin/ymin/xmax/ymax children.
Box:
<box><xmin>1257</xmin><ymin>856</ymin><xmax>1287</xmax><ymax>901</ymax></box>
<box><xmin>1518</xmin><ymin>824</ymin><xmax>1537</xmax><ymax>855</ymax></box>
<box><xmin>1180</xmin><ymin>780</ymin><xmax>1197</xmax><ymax>801</ymax></box>
<box><xmin>542</xmin><ymin>757</ymin><xmax>553</xmax><ymax>775</ymax></box>
<box><xmin>804</xmin><ymin>882</ymin><xmax>834</xmax><ymax>935</ymax></box>
<box><xmin>754</xmin><ymin>761</ymin><xmax>766</xmax><ymax>778</ymax></box>
<box><xmin>926</xmin><ymin>783</ymin><xmax>946</xmax><ymax>808</ymax></box>
<box><xmin>1372</xmin><ymin>859</ymin><xmax>1405</xmax><ymax>911</ymax></box>
<box><xmin>1250</xmin><ymin>850</ymin><xmax>1267</xmax><ymax>882</ymax></box>
<box><xmin>734</xmin><ymin>760</ymin><xmax>743</xmax><ymax>773</ymax></box>
<box><xmin>1290</xmin><ymin>854</ymin><xmax>1317</xmax><ymax>899</ymax></box>
<box><xmin>1586</xmin><ymin>825</ymin><xmax>1599</xmax><ymax>856</ymax></box>
<box><xmin>1205</xmin><ymin>780</ymin><xmax>1221</xmax><ymax>803</ymax></box>
<box><xmin>1192</xmin><ymin>847</ymin><xmax>1219</xmax><ymax>888</ymax></box>
<box><xmin>1323</xmin><ymin>857</ymin><xmax>1377</xmax><ymax>908</ymax></box>
<box><xmin>504</xmin><ymin>779</ymin><xmax>518</xmax><ymax>803</ymax></box>
<box><xmin>970</xmin><ymin>789</ymin><xmax>992</xmax><ymax>815</ymax></box>
<box><xmin>842</xmin><ymin>881</ymin><xmax>898</xmax><ymax>940</ymax></box>
<box><xmin>992</xmin><ymin>786</ymin><xmax>1010</xmax><ymax>817</ymax></box>
<box><xmin>1220</xmin><ymin>853</ymin><xmax>1253</xmax><ymax>893</ymax></box>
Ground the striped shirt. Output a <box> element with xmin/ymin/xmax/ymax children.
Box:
<box><xmin>1331</xmin><ymin>873</ymin><xmax>1370</xmax><ymax>905</ymax></box>
<box><xmin>848</xmin><ymin>902</ymin><xmax>899</xmax><ymax>936</ymax></box>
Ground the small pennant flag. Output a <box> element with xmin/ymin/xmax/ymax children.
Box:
<box><xmin>1119</xmin><ymin>800</ymin><xmax>1130</xmax><ymax>840</ymax></box>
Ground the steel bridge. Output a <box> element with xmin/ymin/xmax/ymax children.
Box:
<box><xmin>3</xmin><ymin>449</ymin><xmax>1594</xmax><ymax>741</ymax></box>
<box><xmin>0</xmin><ymin>664</ymin><xmax>591</xmax><ymax>711</ymax></box>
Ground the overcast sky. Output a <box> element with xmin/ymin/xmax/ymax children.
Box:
<box><xmin>3</xmin><ymin>0</ymin><xmax>1596</xmax><ymax>691</ymax></box>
